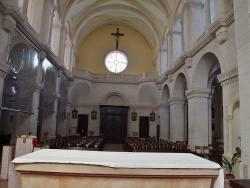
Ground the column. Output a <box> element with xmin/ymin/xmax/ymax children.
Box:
<box><xmin>58</xmin><ymin>25</ymin><xmax>68</xmax><ymax>64</ymax></box>
<box><xmin>157</xmin><ymin>105</ymin><xmax>170</xmax><ymax>140</ymax></box>
<box><xmin>182</xmin><ymin>0</ymin><xmax>204</xmax><ymax>50</ymax></box>
<box><xmin>214</xmin><ymin>0</ymin><xmax>228</xmax><ymax>21</ymax></box>
<box><xmin>186</xmin><ymin>88</ymin><xmax>211</xmax><ymax>151</ymax></box>
<box><xmin>205</xmin><ymin>0</ymin><xmax>211</xmax><ymax>29</ymax></box>
<box><xmin>226</xmin><ymin>115</ymin><xmax>234</xmax><ymax>156</ymax></box>
<box><xmin>169</xmin><ymin>97</ymin><xmax>185</xmax><ymax>142</ymax></box>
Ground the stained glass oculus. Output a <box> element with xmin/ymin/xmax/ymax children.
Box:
<box><xmin>105</xmin><ymin>51</ymin><xmax>128</xmax><ymax>73</ymax></box>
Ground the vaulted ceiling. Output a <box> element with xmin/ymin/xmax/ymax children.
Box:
<box><xmin>56</xmin><ymin>0</ymin><xmax>184</xmax><ymax>52</ymax></box>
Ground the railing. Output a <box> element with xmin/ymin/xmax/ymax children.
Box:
<box><xmin>73</xmin><ymin>68</ymin><xmax>157</xmax><ymax>83</ymax></box>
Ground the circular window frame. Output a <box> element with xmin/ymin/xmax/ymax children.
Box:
<box><xmin>104</xmin><ymin>50</ymin><xmax>128</xmax><ymax>73</ymax></box>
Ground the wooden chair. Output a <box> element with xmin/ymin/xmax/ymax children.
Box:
<box><xmin>202</xmin><ymin>146</ymin><xmax>213</xmax><ymax>160</ymax></box>
<box><xmin>195</xmin><ymin>146</ymin><xmax>204</xmax><ymax>157</ymax></box>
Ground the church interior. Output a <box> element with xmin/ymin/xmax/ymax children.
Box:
<box><xmin>0</xmin><ymin>0</ymin><xmax>250</xmax><ymax>187</ymax></box>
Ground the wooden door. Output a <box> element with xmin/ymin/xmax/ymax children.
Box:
<box><xmin>139</xmin><ymin>116</ymin><xmax>149</xmax><ymax>138</ymax></box>
<box><xmin>77</xmin><ymin>114</ymin><xmax>88</xmax><ymax>136</ymax></box>
<box><xmin>100</xmin><ymin>106</ymin><xmax>128</xmax><ymax>144</ymax></box>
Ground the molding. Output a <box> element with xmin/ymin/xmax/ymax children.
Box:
<box><xmin>168</xmin><ymin>97</ymin><xmax>186</xmax><ymax>105</ymax></box>
<box><xmin>217</xmin><ymin>67</ymin><xmax>238</xmax><ymax>87</ymax></box>
<box><xmin>185</xmin><ymin>88</ymin><xmax>211</xmax><ymax>99</ymax></box>
<box><xmin>155</xmin><ymin>102</ymin><xmax>169</xmax><ymax>110</ymax></box>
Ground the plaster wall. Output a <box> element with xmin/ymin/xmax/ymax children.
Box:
<box><xmin>77</xmin><ymin>25</ymin><xmax>155</xmax><ymax>74</ymax></box>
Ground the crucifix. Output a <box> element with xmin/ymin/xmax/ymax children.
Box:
<box><xmin>111</xmin><ymin>28</ymin><xmax>124</xmax><ymax>49</ymax></box>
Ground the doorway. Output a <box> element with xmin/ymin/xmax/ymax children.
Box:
<box><xmin>77</xmin><ymin>114</ymin><xmax>88</xmax><ymax>136</ymax></box>
<box><xmin>100</xmin><ymin>106</ymin><xmax>128</xmax><ymax>144</ymax></box>
<box><xmin>139</xmin><ymin>116</ymin><xmax>149</xmax><ymax>138</ymax></box>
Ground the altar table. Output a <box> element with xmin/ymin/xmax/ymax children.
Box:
<box><xmin>9</xmin><ymin>149</ymin><xmax>224</xmax><ymax>188</ymax></box>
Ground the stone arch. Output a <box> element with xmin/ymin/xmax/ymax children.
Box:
<box><xmin>172</xmin><ymin>72</ymin><xmax>188</xmax><ymax>97</ymax></box>
<box><xmin>161</xmin><ymin>84</ymin><xmax>170</xmax><ymax>104</ymax></box>
<box><xmin>193</xmin><ymin>52</ymin><xmax>221</xmax><ymax>88</ymax></box>
<box><xmin>69</xmin><ymin>81</ymin><xmax>91</xmax><ymax>104</ymax></box>
<box><xmin>101</xmin><ymin>91</ymin><xmax>128</xmax><ymax>106</ymax></box>
<box><xmin>194</xmin><ymin>45</ymin><xmax>226</xmax><ymax>74</ymax></box>
<box><xmin>138</xmin><ymin>84</ymin><xmax>158</xmax><ymax>105</ymax></box>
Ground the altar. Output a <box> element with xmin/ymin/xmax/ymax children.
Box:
<box><xmin>9</xmin><ymin>149</ymin><xmax>224</xmax><ymax>188</ymax></box>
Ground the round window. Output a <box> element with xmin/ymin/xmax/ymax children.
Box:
<box><xmin>105</xmin><ymin>51</ymin><xmax>128</xmax><ymax>73</ymax></box>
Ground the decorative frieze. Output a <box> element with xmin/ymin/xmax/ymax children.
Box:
<box><xmin>217</xmin><ymin>67</ymin><xmax>238</xmax><ymax>86</ymax></box>
<box><xmin>216</xmin><ymin>27</ymin><xmax>228</xmax><ymax>43</ymax></box>
<box><xmin>2</xmin><ymin>14</ymin><xmax>16</xmax><ymax>32</ymax></box>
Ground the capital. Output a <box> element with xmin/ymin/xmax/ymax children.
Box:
<box><xmin>2</xmin><ymin>15</ymin><xmax>16</xmax><ymax>32</ymax></box>
<box><xmin>183</xmin><ymin>1</ymin><xmax>204</xmax><ymax>11</ymax></box>
<box><xmin>185</xmin><ymin>88</ymin><xmax>211</xmax><ymax>99</ymax></box>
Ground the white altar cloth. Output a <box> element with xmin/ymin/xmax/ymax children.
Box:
<box><xmin>9</xmin><ymin>149</ymin><xmax>224</xmax><ymax>188</ymax></box>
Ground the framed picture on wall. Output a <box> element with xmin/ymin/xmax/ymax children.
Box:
<box><xmin>131</xmin><ymin>109</ymin><xmax>137</xmax><ymax>121</ymax></box>
<box><xmin>150</xmin><ymin>111</ymin><xmax>155</xmax><ymax>121</ymax></box>
<box><xmin>72</xmin><ymin>108</ymin><xmax>78</xmax><ymax>119</ymax></box>
<box><xmin>91</xmin><ymin>109</ymin><xmax>97</xmax><ymax>120</ymax></box>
